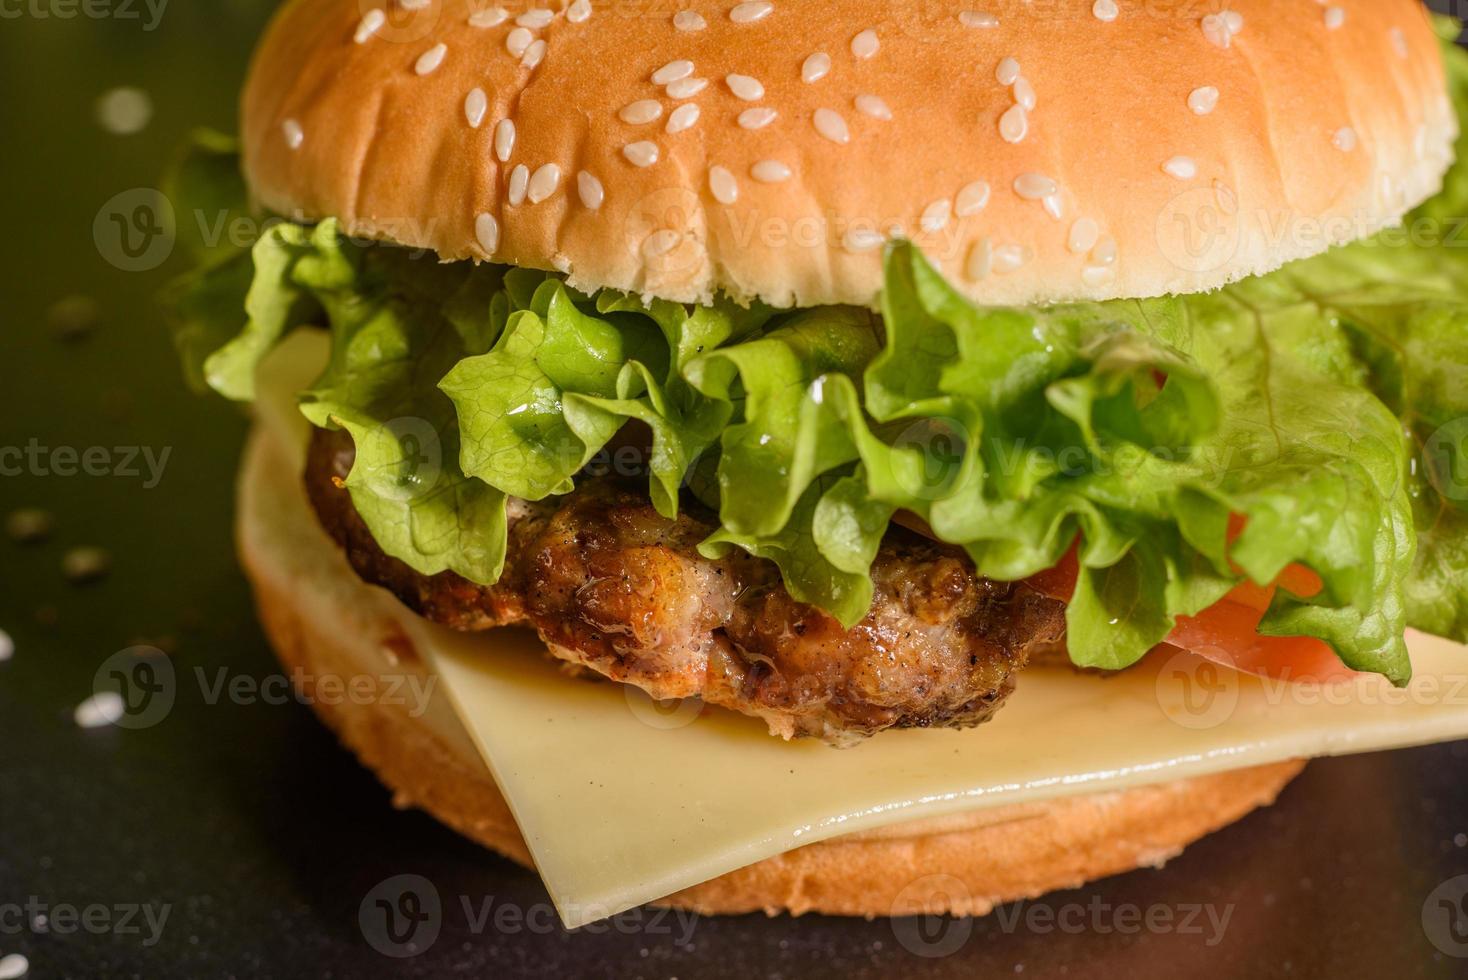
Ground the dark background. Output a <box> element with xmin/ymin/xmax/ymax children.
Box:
<box><xmin>2</xmin><ymin>2</ymin><xmax>1468</xmax><ymax>977</ymax></box>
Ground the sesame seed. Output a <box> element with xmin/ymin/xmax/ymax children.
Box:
<box><xmin>1092</xmin><ymin>236</ymin><xmax>1118</xmax><ymax>265</ymax></box>
<box><xmin>1068</xmin><ymin>217</ymin><xmax>1100</xmax><ymax>253</ymax></box>
<box><xmin>920</xmin><ymin>198</ymin><xmax>952</xmax><ymax>233</ymax></box>
<box><xmin>751</xmin><ymin>159</ymin><xmax>792</xmax><ymax>183</ymax></box>
<box><xmin>1213</xmin><ymin>179</ymin><xmax>1238</xmax><ymax>214</ymax></box>
<box><xmin>0</xmin><ymin>953</ymin><xmax>27</xmax><ymax>980</ymax></box>
<box><xmin>998</xmin><ymin>104</ymin><xmax>1027</xmax><ymax>143</ymax></box>
<box><xmin>726</xmin><ymin>73</ymin><xmax>764</xmax><ymax>101</ymax></box>
<box><xmin>814</xmin><ymin>108</ymin><xmax>850</xmax><ymax>144</ymax></box>
<box><xmin>1381</xmin><ymin>171</ymin><xmax>1401</xmax><ymax>207</ymax></box>
<box><xmin>1332</xmin><ymin>126</ymin><xmax>1358</xmax><ymax>152</ymax></box>
<box><xmin>1188</xmin><ymin>86</ymin><xmax>1219</xmax><ymax>115</ymax></box>
<box><xmin>1082</xmin><ymin>265</ymin><xmax>1115</xmax><ymax>287</ymax></box>
<box><xmin>1092</xmin><ymin>0</ymin><xmax>1118</xmax><ymax>22</ymax></box>
<box><xmin>415</xmin><ymin>42</ymin><xmax>447</xmax><ymax>76</ymax></box>
<box><xmin>802</xmin><ymin>52</ymin><xmax>831</xmax><ymax>83</ymax></box>
<box><xmin>1162</xmin><ymin>156</ymin><xmax>1197</xmax><ymax>179</ymax></box>
<box><xmin>965</xmin><ymin>238</ymin><xmax>992</xmax><ymax>281</ymax></box>
<box><xmin>521</xmin><ymin>39</ymin><xmax>546</xmax><ymax>69</ymax></box>
<box><xmin>577</xmin><ymin>171</ymin><xmax>605</xmax><ymax>209</ymax></box>
<box><xmin>843</xmin><ymin>227</ymin><xmax>884</xmax><ymax>252</ymax></box>
<box><xmin>992</xmin><ymin>243</ymin><xmax>1030</xmax><ymax>274</ymax></box>
<box><xmin>623</xmin><ymin>141</ymin><xmax>660</xmax><ymax>167</ymax></box>
<box><xmin>851</xmin><ymin>29</ymin><xmax>878</xmax><ymax>59</ymax></box>
<box><xmin>1323</xmin><ymin>6</ymin><xmax>1344</xmax><ymax>30</ymax></box>
<box><xmin>1043</xmin><ymin>194</ymin><xmax>1064</xmax><ymax>220</ymax></box>
<box><xmin>281</xmin><ymin>118</ymin><xmax>304</xmax><ymax>150</ymax></box>
<box><xmin>494</xmin><ymin>119</ymin><xmax>516</xmax><ymax>161</ymax></box>
<box><xmin>517</xmin><ymin>8</ymin><xmax>553</xmax><ymax>28</ymax></box>
<box><xmin>1201</xmin><ymin>13</ymin><xmax>1232</xmax><ymax>49</ymax></box>
<box><xmin>1389</xmin><ymin>27</ymin><xmax>1408</xmax><ymax>59</ymax></box>
<box><xmin>674</xmin><ymin>10</ymin><xmax>706</xmax><ymax>31</ymax></box>
<box><xmin>643</xmin><ymin>229</ymin><xmax>683</xmax><ymax>258</ymax></box>
<box><xmin>666</xmin><ymin>102</ymin><xmax>700</xmax><ymax>133</ymax></box>
<box><xmin>709</xmin><ymin>164</ymin><xmax>739</xmax><ymax>203</ymax></box>
<box><xmin>508</xmin><ymin>164</ymin><xmax>529</xmax><ymax>205</ymax></box>
<box><xmin>469</xmin><ymin>6</ymin><xmax>508</xmax><ymax>27</ymax></box>
<box><xmin>1223</xmin><ymin>10</ymin><xmax>1243</xmax><ymax>34</ymax></box>
<box><xmin>1013</xmin><ymin>76</ymin><xmax>1036</xmax><ymax>111</ymax></box>
<box><xmin>958</xmin><ymin>11</ymin><xmax>998</xmax><ymax>28</ymax></box>
<box><xmin>74</xmin><ymin>691</ymin><xmax>125</xmax><ymax>729</ymax></box>
<box><xmin>955</xmin><ymin>180</ymin><xmax>990</xmax><ymax>216</ymax></box>
<box><xmin>730</xmin><ymin>1</ymin><xmax>773</xmax><ymax>24</ymax></box>
<box><xmin>620</xmin><ymin>99</ymin><xmax>663</xmax><ymax>124</ymax></box>
<box><xmin>653</xmin><ymin>60</ymin><xmax>694</xmax><ymax>85</ymax></box>
<box><xmin>354</xmin><ymin>9</ymin><xmax>386</xmax><ymax>43</ymax></box>
<box><xmin>854</xmin><ymin>94</ymin><xmax>891</xmax><ymax>120</ymax></box>
<box><xmin>665</xmin><ymin>77</ymin><xmax>708</xmax><ymax>98</ymax></box>
<box><xmin>277</xmin><ymin>119</ymin><xmax>310</xmax><ymax>157</ymax></box>
<box><xmin>527</xmin><ymin>163</ymin><xmax>561</xmax><ymax>203</ymax></box>
<box><xmin>0</xmin><ymin>628</ymin><xmax>13</xmax><ymax>662</ymax></box>
<box><xmin>475</xmin><ymin>212</ymin><xmax>500</xmax><ymax>253</ymax></box>
<box><xmin>737</xmin><ymin>106</ymin><xmax>777</xmax><ymax>129</ymax></box>
<box><xmin>1013</xmin><ymin>173</ymin><xmax>1057</xmax><ymax>200</ymax></box>
<box><xmin>568</xmin><ymin>0</ymin><xmax>592</xmax><ymax>23</ymax></box>
<box><xmin>399</xmin><ymin>0</ymin><xmax>429</xmax><ymax>8</ymax></box>
<box><xmin>996</xmin><ymin>57</ymin><xmax>1020</xmax><ymax>86</ymax></box>
<box><xmin>465</xmin><ymin>88</ymin><xmax>489</xmax><ymax>128</ymax></box>
<box><xmin>507</xmin><ymin>26</ymin><xmax>533</xmax><ymax>57</ymax></box>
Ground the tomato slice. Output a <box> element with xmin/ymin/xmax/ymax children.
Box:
<box><xmin>1027</xmin><ymin>543</ymin><xmax>1359</xmax><ymax>683</ymax></box>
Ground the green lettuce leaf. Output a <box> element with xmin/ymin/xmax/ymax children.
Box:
<box><xmin>200</xmin><ymin>218</ymin><xmax>512</xmax><ymax>583</ymax></box>
<box><xmin>164</xmin><ymin>30</ymin><xmax>1468</xmax><ymax>682</ymax></box>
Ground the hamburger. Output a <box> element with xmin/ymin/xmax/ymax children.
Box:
<box><xmin>165</xmin><ymin>0</ymin><xmax>1468</xmax><ymax>919</ymax></box>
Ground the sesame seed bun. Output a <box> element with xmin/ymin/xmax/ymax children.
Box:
<box><xmin>240</xmin><ymin>0</ymin><xmax>1455</xmax><ymax>309</ymax></box>
<box><xmin>236</xmin><ymin>421</ymin><xmax>1304</xmax><ymax>917</ymax></box>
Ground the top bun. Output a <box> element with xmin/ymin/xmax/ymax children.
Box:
<box><xmin>241</xmin><ymin>0</ymin><xmax>1456</xmax><ymax>309</ymax></box>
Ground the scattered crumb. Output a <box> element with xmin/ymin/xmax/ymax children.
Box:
<box><xmin>47</xmin><ymin>294</ymin><xmax>100</xmax><ymax>342</ymax></box>
<box><xmin>0</xmin><ymin>952</ymin><xmax>29</xmax><ymax>979</ymax></box>
<box><xmin>62</xmin><ymin>547</ymin><xmax>111</xmax><ymax>584</ymax></box>
<box><xmin>5</xmin><ymin>508</ymin><xmax>53</xmax><ymax>544</ymax></box>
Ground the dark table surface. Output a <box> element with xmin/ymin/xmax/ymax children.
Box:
<box><xmin>3</xmin><ymin>3</ymin><xmax>1468</xmax><ymax>978</ymax></box>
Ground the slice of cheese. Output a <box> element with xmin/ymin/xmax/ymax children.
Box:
<box><xmin>421</xmin><ymin>621</ymin><xmax>1468</xmax><ymax>928</ymax></box>
<box><xmin>254</xmin><ymin>332</ymin><xmax>1468</xmax><ymax>929</ymax></box>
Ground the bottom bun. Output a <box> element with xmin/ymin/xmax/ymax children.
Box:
<box><xmin>236</xmin><ymin>424</ymin><xmax>1304</xmax><ymax>918</ymax></box>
